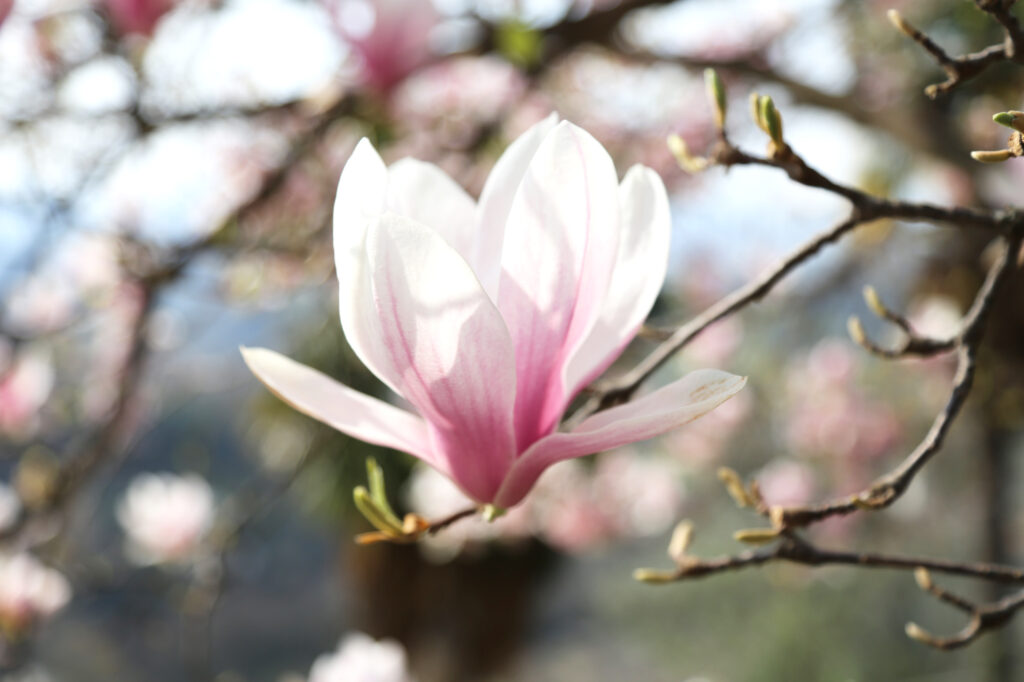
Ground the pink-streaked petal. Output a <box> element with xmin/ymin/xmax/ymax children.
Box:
<box><xmin>385</xmin><ymin>158</ymin><xmax>476</xmax><ymax>263</ymax></box>
<box><xmin>494</xmin><ymin>370</ymin><xmax>746</xmax><ymax>507</ymax></box>
<box><xmin>333</xmin><ymin>139</ymin><xmax>403</xmax><ymax>395</ymax></box>
<box><xmin>474</xmin><ymin>112</ymin><xmax>558</xmax><ymax>300</ymax></box>
<box><xmin>366</xmin><ymin>212</ymin><xmax>517</xmax><ymax>503</ymax></box>
<box><xmin>240</xmin><ymin>347</ymin><xmax>439</xmax><ymax>468</ymax></box>
<box><xmin>498</xmin><ymin>120</ymin><xmax>620</xmax><ymax>450</ymax></box>
<box><xmin>564</xmin><ymin>165</ymin><xmax>671</xmax><ymax>394</ymax></box>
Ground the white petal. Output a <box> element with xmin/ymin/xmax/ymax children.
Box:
<box><xmin>366</xmin><ymin>212</ymin><xmax>518</xmax><ymax>502</ymax></box>
<box><xmin>494</xmin><ymin>370</ymin><xmax>746</xmax><ymax>507</ymax></box>
<box><xmin>563</xmin><ymin>164</ymin><xmax>671</xmax><ymax>394</ymax></box>
<box><xmin>474</xmin><ymin>112</ymin><xmax>558</xmax><ymax>300</ymax></box>
<box><xmin>241</xmin><ymin>347</ymin><xmax>438</xmax><ymax>466</ymax></box>
<box><xmin>497</xmin><ymin>120</ymin><xmax>620</xmax><ymax>450</ymax></box>
<box><xmin>386</xmin><ymin>158</ymin><xmax>477</xmax><ymax>264</ymax></box>
<box><xmin>333</xmin><ymin>139</ymin><xmax>404</xmax><ymax>395</ymax></box>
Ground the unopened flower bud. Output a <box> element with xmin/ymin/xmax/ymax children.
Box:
<box><xmin>863</xmin><ymin>286</ymin><xmax>888</xmax><ymax>318</ymax></box>
<box><xmin>632</xmin><ymin>568</ymin><xmax>678</xmax><ymax>584</ymax></box>
<box><xmin>971</xmin><ymin>149</ymin><xmax>1013</xmax><ymax>163</ymax></box>
<box><xmin>667</xmin><ymin>134</ymin><xmax>709</xmax><ymax>173</ymax></box>
<box><xmin>733</xmin><ymin>527</ymin><xmax>781</xmax><ymax>545</ymax></box>
<box><xmin>717</xmin><ymin>467</ymin><xmax>751</xmax><ymax>507</ymax></box>
<box><xmin>993</xmin><ymin>111</ymin><xmax>1024</xmax><ymax>134</ymax></box>
<box><xmin>704</xmin><ymin>68</ymin><xmax>727</xmax><ymax>128</ymax></box>
<box><xmin>904</xmin><ymin>622</ymin><xmax>931</xmax><ymax>644</ymax></box>
<box><xmin>759</xmin><ymin>96</ymin><xmax>784</xmax><ymax>147</ymax></box>
<box><xmin>667</xmin><ymin>520</ymin><xmax>694</xmax><ymax>562</ymax></box>
<box><xmin>847</xmin><ymin>316</ymin><xmax>867</xmax><ymax>345</ymax></box>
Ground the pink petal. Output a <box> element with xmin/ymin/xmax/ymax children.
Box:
<box><xmin>474</xmin><ymin>113</ymin><xmax>558</xmax><ymax>300</ymax></box>
<box><xmin>494</xmin><ymin>370</ymin><xmax>746</xmax><ymax>507</ymax></box>
<box><xmin>240</xmin><ymin>347</ymin><xmax>439</xmax><ymax>468</ymax></box>
<box><xmin>333</xmin><ymin>139</ymin><xmax>404</xmax><ymax>395</ymax></box>
<box><xmin>498</xmin><ymin>121</ymin><xmax>620</xmax><ymax>450</ymax></box>
<box><xmin>385</xmin><ymin>158</ymin><xmax>477</xmax><ymax>263</ymax></box>
<box><xmin>366</xmin><ymin>212</ymin><xmax>517</xmax><ymax>503</ymax></box>
<box><xmin>563</xmin><ymin>164</ymin><xmax>671</xmax><ymax>394</ymax></box>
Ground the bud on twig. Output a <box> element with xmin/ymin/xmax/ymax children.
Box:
<box><xmin>759</xmin><ymin>96</ymin><xmax>784</xmax><ymax>148</ymax></box>
<box><xmin>863</xmin><ymin>286</ymin><xmax>887</xmax><ymax>319</ymax></box>
<box><xmin>905</xmin><ymin>622</ymin><xmax>932</xmax><ymax>644</ymax></box>
<box><xmin>718</xmin><ymin>467</ymin><xmax>752</xmax><ymax>507</ymax></box>
<box><xmin>733</xmin><ymin>527</ymin><xmax>782</xmax><ymax>545</ymax></box>
<box><xmin>633</xmin><ymin>568</ymin><xmax>678</xmax><ymax>584</ymax></box>
<box><xmin>887</xmin><ymin>9</ymin><xmax>914</xmax><ymax>36</ymax></box>
<box><xmin>993</xmin><ymin>111</ymin><xmax>1024</xmax><ymax>134</ymax></box>
<box><xmin>971</xmin><ymin>149</ymin><xmax>1013</xmax><ymax>163</ymax></box>
<box><xmin>668</xmin><ymin>520</ymin><xmax>694</xmax><ymax>563</ymax></box>
<box><xmin>705</xmin><ymin>68</ymin><xmax>727</xmax><ymax>128</ymax></box>
<box><xmin>667</xmin><ymin>134</ymin><xmax>709</xmax><ymax>173</ymax></box>
<box><xmin>914</xmin><ymin>567</ymin><xmax>934</xmax><ymax>591</ymax></box>
<box><xmin>847</xmin><ymin>315</ymin><xmax>867</xmax><ymax>345</ymax></box>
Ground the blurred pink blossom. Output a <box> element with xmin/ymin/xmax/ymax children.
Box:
<box><xmin>783</xmin><ymin>339</ymin><xmax>902</xmax><ymax>461</ymax></box>
<box><xmin>244</xmin><ymin>116</ymin><xmax>744</xmax><ymax>508</ymax></box>
<box><xmin>0</xmin><ymin>553</ymin><xmax>71</xmax><ymax>633</ymax></box>
<box><xmin>0</xmin><ymin>0</ymin><xmax>12</xmax><ymax>28</ymax></box>
<box><xmin>391</xmin><ymin>56</ymin><xmax>527</xmax><ymax>147</ymax></box>
<box><xmin>407</xmin><ymin>450</ymin><xmax>684</xmax><ymax>556</ymax></box>
<box><xmin>756</xmin><ymin>458</ymin><xmax>815</xmax><ymax>506</ymax></box>
<box><xmin>683</xmin><ymin>318</ymin><xmax>743</xmax><ymax>368</ymax></box>
<box><xmin>309</xmin><ymin>632</ymin><xmax>414</xmax><ymax>682</ymax></box>
<box><xmin>0</xmin><ymin>348</ymin><xmax>55</xmax><ymax>439</ymax></box>
<box><xmin>117</xmin><ymin>473</ymin><xmax>215</xmax><ymax>565</ymax></box>
<box><xmin>327</xmin><ymin>0</ymin><xmax>438</xmax><ymax>94</ymax></box>
<box><xmin>104</xmin><ymin>0</ymin><xmax>175</xmax><ymax>37</ymax></box>
<box><xmin>663</xmin><ymin>388</ymin><xmax>751</xmax><ymax>465</ymax></box>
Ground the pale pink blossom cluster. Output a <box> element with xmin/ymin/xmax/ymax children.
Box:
<box><xmin>3</xmin><ymin>234</ymin><xmax>120</xmax><ymax>337</ymax></box>
<box><xmin>783</xmin><ymin>339</ymin><xmax>902</xmax><ymax>462</ymax></box>
<box><xmin>0</xmin><ymin>345</ymin><xmax>55</xmax><ymax>440</ymax></box>
<box><xmin>104</xmin><ymin>0</ymin><xmax>176</xmax><ymax>37</ymax></box>
<box><xmin>406</xmin><ymin>449</ymin><xmax>685</xmax><ymax>558</ymax></box>
<box><xmin>308</xmin><ymin>632</ymin><xmax>414</xmax><ymax>682</ymax></box>
<box><xmin>0</xmin><ymin>553</ymin><xmax>71</xmax><ymax>633</ymax></box>
<box><xmin>755</xmin><ymin>458</ymin><xmax>816</xmax><ymax>507</ymax></box>
<box><xmin>326</xmin><ymin>0</ymin><xmax>438</xmax><ymax>94</ymax></box>
<box><xmin>543</xmin><ymin>51</ymin><xmax>711</xmax><ymax>179</ymax></box>
<box><xmin>662</xmin><ymin>388</ymin><xmax>751</xmax><ymax>465</ymax></box>
<box><xmin>116</xmin><ymin>473</ymin><xmax>215</xmax><ymax>565</ymax></box>
<box><xmin>390</xmin><ymin>56</ymin><xmax>527</xmax><ymax>148</ymax></box>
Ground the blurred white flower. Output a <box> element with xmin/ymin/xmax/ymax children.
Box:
<box><xmin>309</xmin><ymin>632</ymin><xmax>414</xmax><ymax>682</ymax></box>
<box><xmin>0</xmin><ymin>553</ymin><xmax>71</xmax><ymax>632</ymax></box>
<box><xmin>117</xmin><ymin>473</ymin><xmax>215</xmax><ymax>565</ymax></box>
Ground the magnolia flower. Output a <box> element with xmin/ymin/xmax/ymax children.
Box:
<box><xmin>116</xmin><ymin>473</ymin><xmax>214</xmax><ymax>565</ymax></box>
<box><xmin>0</xmin><ymin>554</ymin><xmax>71</xmax><ymax>633</ymax></box>
<box><xmin>309</xmin><ymin>632</ymin><xmax>414</xmax><ymax>682</ymax></box>
<box><xmin>243</xmin><ymin>115</ymin><xmax>745</xmax><ymax>508</ymax></box>
<box><xmin>0</xmin><ymin>0</ymin><xmax>12</xmax><ymax>29</ymax></box>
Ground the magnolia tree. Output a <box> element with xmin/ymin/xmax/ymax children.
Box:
<box><xmin>1</xmin><ymin>0</ymin><xmax>1023</xmax><ymax>680</ymax></box>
